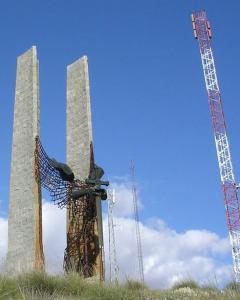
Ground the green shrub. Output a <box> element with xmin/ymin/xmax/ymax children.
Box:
<box><xmin>172</xmin><ymin>279</ymin><xmax>199</xmax><ymax>290</ymax></box>
<box><xmin>124</xmin><ymin>279</ymin><xmax>146</xmax><ymax>290</ymax></box>
<box><xmin>224</xmin><ymin>281</ymin><xmax>240</xmax><ymax>293</ymax></box>
<box><xmin>4</xmin><ymin>272</ymin><xmax>240</xmax><ymax>300</ymax></box>
<box><xmin>0</xmin><ymin>276</ymin><xmax>19</xmax><ymax>299</ymax></box>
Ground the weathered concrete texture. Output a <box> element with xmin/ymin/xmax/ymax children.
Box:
<box><xmin>67</xmin><ymin>56</ymin><xmax>93</xmax><ymax>180</ymax></box>
<box><xmin>66</xmin><ymin>56</ymin><xmax>104</xmax><ymax>277</ymax></box>
<box><xmin>6</xmin><ymin>46</ymin><xmax>44</xmax><ymax>274</ymax></box>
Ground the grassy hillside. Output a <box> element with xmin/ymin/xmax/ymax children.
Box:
<box><xmin>0</xmin><ymin>272</ymin><xmax>239</xmax><ymax>299</ymax></box>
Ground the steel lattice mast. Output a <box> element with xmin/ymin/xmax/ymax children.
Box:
<box><xmin>191</xmin><ymin>10</ymin><xmax>240</xmax><ymax>281</ymax></box>
<box><xmin>130</xmin><ymin>161</ymin><xmax>144</xmax><ymax>284</ymax></box>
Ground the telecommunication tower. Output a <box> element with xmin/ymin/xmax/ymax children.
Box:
<box><xmin>191</xmin><ymin>10</ymin><xmax>240</xmax><ymax>281</ymax></box>
<box><xmin>130</xmin><ymin>161</ymin><xmax>145</xmax><ymax>284</ymax></box>
<box><xmin>108</xmin><ymin>188</ymin><xmax>119</xmax><ymax>284</ymax></box>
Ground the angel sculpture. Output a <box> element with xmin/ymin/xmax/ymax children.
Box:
<box><xmin>34</xmin><ymin>136</ymin><xmax>109</xmax><ymax>208</ymax></box>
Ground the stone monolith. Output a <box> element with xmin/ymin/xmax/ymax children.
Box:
<box><xmin>6</xmin><ymin>46</ymin><xmax>44</xmax><ymax>274</ymax></box>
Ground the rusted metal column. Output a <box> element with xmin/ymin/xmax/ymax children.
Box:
<box><xmin>65</xmin><ymin>56</ymin><xmax>104</xmax><ymax>280</ymax></box>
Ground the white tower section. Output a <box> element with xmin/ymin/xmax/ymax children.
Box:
<box><xmin>108</xmin><ymin>188</ymin><xmax>119</xmax><ymax>284</ymax></box>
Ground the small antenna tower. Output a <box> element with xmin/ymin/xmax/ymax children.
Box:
<box><xmin>130</xmin><ymin>160</ymin><xmax>144</xmax><ymax>284</ymax></box>
<box><xmin>108</xmin><ymin>188</ymin><xmax>119</xmax><ymax>284</ymax></box>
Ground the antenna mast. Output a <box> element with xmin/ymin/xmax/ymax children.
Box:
<box><xmin>191</xmin><ymin>10</ymin><xmax>240</xmax><ymax>281</ymax></box>
<box><xmin>108</xmin><ymin>188</ymin><xmax>119</xmax><ymax>284</ymax></box>
<box><xmin>130</xmin><ymin>161</ymin><xmax>144</xmax><ymax>284</ymax></box>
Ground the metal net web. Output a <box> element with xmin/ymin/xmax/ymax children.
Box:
<box><xmin>35</xmin><ymin>136</ymin><xmax>71</xmax><ymax>208</ymax></box>
<box><xmin>34</xmin><ymin>136</ymin><xmax>101</xmax><ymax>278</ymax></box>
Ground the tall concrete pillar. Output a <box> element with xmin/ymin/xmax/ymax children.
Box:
<box><xmin>6</xmin><ymin>46</ymin><xmax>44</xmax><ymax>274</ymax></box>
<box><xmin>66</xmin><ymin>56</ymin><xmax>104</xmax><ymax>279</ymax></box>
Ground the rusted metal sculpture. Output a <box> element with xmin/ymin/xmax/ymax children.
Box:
<box><xmin>34</xmin><ymin>136</ymin><xmax>108</xmax><ymax>278</ymax></box>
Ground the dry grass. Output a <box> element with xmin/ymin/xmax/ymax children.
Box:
<box><xmin>0</xmin><ymin>273</ymin><xmax>239</xmax><ymax>299</ymax></box>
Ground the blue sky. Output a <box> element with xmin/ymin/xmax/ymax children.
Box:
<box><xmin>0</xmin><ymin>0</ymin><xmax>240</xmax><ymax>275</ymax></box>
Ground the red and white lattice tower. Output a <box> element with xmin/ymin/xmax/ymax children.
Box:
<box><xmin>191</xmin><ymin>10</ymin><xmax>240</xmax><ymax>281</ymax></box>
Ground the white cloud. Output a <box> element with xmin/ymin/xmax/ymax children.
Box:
<box><xmin>105</xmin><ymin>215</ymin><xmax>232</xmax><ymax>288</ymax></box>
<box><xmin>0</xmin><ymin>183</ymin><xmax>234</xmax><ymax>289</ymax></box>
<box><xmin>42</xmin><ymin>201</ymin><xmax>66</xmax><ymax>274</ymax></box>
<box><xmin>0</xmin><ymin>217</ymin><xmax>7</xmax><ymax>271</ymax></box>
<box><xmin>111</xmin><ymin>182</ymin><xmax>143</xmax><ymax>218</ymax></box>
<box><xmin>103</xmin><ymin>183</ymin><xmax>233</xmax><ymax>288</ymax></box>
